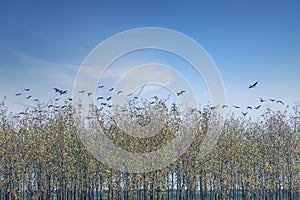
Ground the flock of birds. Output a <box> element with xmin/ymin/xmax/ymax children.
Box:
<box><xmin>12</xmin><ymin>81</ymin><xmax>285</xmax><ymax>118</ymax></box>
<box><xmin>13</xmin><ymin>85</ymin><xmax>152</xmax><ymax>111</ymax></box>
<box><xmin>12</xmin><ymin>84</ymin><xmax>190</xmax><ymax>118</ymax></box>
<box><xmin>219</xmin><ymin>81</ymin><xmax>285</xmax><ymax>117</ymax></box>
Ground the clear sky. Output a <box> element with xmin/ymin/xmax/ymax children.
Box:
<box><xmin>0</xmin><ymin>1</ymin><xmax>300</xmax><ymax>117</ymax></box>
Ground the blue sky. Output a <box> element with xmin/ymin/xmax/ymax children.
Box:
<box><xmin>0</xmin><ymin>1</ymin><xmax>300</xmax><ymax>116</ymax></box>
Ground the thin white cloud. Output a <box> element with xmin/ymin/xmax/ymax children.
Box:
<box><xmin>15</xmin><ymin>52</ymin><xmax>78</xmax><ymax>69</ymax></box>
<box><xmin>115</xmin><ymin>64</ymin><xmax>175</xmax><ymax>92</ymax></box>
<box><xmin>15</xmin><ymin>52</ymin><xmax>79</xmax><ymax>88</ymax></box>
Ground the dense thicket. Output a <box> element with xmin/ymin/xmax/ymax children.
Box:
<box><xmin>0</xmin><ymin>99</ymin><xmax>299</xmax><ymax>200</ymax></box>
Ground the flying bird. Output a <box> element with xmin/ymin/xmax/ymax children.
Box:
<box><xmin>233</xmin><ymin>105</ymin><xmax>240</xmax><ymax>109</ymax></box>
<box><xmin>15</xmin><ymin>93</ymin><xmax>21</xmax><ymax>96</ymax></box>
<box><xmin>222</xmin><ymin>105</ymin><xmax>228</xmax><ymax>108</ymax></box>
<box><xmin>78</xmin><ymin>90</ymin><xmax>85</xmax><ymax>93</ymax></box>
<box><xmin>269</xmin><ymin>98</ymin><xmax>275</xmax><ymax>102</ymax></box>
<box><xmin>67</xmin><ymin>98</ymin><xmax>72</xmax><ymax>101</ymax></box>
<box><xmin>210</xmin><ymin>106</ymin><xmax>217</xmax><ymax>110</ymax></box>
<box><xmin>53</xmin><ymin>88</ymin><xmax>61</xmax><ymax>93</ymax></box>
<box><xmin>117</xmin><ymin>90</ymin><xmax>123</xmax><ymax>94</ymax></box>
<box><xmin>254</xmin><ymin>105</ymin><xmax>261</xmax><ymax>109</ymax></box>
<box><xmin>24</xmin><ymin>88</ymin><xmax>30</xmax><ymax>91</ymax></box>
<box><xmin>87</xmin><ymin>92</ymin><xmax>92</xmax><ymax>97</ymax></box>
<box><xmin>109</xmin><ymin>88</ymin><xmax>114</xmax><ymax>91</ymax></box>
<box><xmin>97</xmin><ymin>97</ymin><xmax>104</xmax><ymax>100</ymax></box>
<box><xmin>276</xmin><ymin>100</ymin><xmax>284</xmax><ymax>105</ymax></box>
<box><xmin>26</xmin><ymin>95</ymin><xmax>32</xmax><ymax>99</ymax></box>
<box><xmin>247</xmin><ymin>106</ymin><xmax>252</xmax><ymax>110</ymax></box>
<box><xmin>248</xmin><ymin>82</ymin><xmax>258</xmax><ymax>89</ymax></box>
<box><xmin>260</xmin><ymin>98</ymin><xmax>267</xmax><ymax>102</ymax></box>
<box><xmin>60</xmin><ymin>90</ymin><xmax>67</xmax><ymax>95</ymax></box>
<box><xmin>33</xmin><ymin>98</ymin><xmax>39</xmax><ymax>102</ymax></box>
<box><xmin>177</xmin><ymin>90</ymin><xmax>186</xmax><ymax>96</ymax></box>
<box><xmin>107</xmin><ymin>97</ymin><xmax>112</xmax><ymax>101</ymax></box>
<box><xmin>98</xmin><ymin>85</ymin><xmax>104</xmax><ymax>88</ymax></box>
<box><xmin>242</xmin><ymin>112</ymin><xmax>248</xmax><ymax>116</ymax></box>
<box><xmin>54</xmin><ymin>88</ymin><xmax>67</xmax><ymax>95</ymax></box>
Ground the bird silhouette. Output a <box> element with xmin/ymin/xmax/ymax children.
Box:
<box><xmin>78</xmin><ymin>90</ymin><xmax>85</xmax><ymax>93</ymax></box>
<box><xmin>101</xmin><ymin>102</ymin><xmax>107</xmax><ymax>106</ymax></box>
<box><xmin>233</xmin><ymin>105</ymin><xmax>240</xmax><ymax>109</ymax></box>
<box><xmin>33</xmin><ymin>98</ymin><xmax>39</xmax><ymax>102</ymax></box>
<box><xmin>269</xmin><ymin>98</ymin><xmax>275</xmax><ymax>102</ymax></box>
<box><xmin>53</xmin><ymin>88</ymin><xmax>61</xmax><ymax>93</ymax></box>
<box><xmin>15</xmin><ymin>93</ymin><xmax>21</xmax><ymax>96</ymax></box>
<box><xmin>97</xmin><ymin>97</ymin><xmax>104</xmax><ymax>100</ymax></box>
<box><xmin>117</xmin><ymin>90</ymin><xmax>123</xmax><ymax>94</ymax></box>
<box><xmin>177</xmin><ymin>90</ymin><xmax>186</xmax><ymax>96</ymax></box>
<box><xmin>260</xmin><ymin>98</ymin><xmax>266</xmax><ymax>102</ymax></box>
<box><xmin>26</xmin><ymin>95</ymin><xmax>32</xmax><ymax>99</ymax></box>
<box><xmin>98</xmin><ymin>85</ymin><xmax>104</xmax><ymax>88</ymax></box>
<box><xmin>54</xmin><ymin>88</ymin><xmax>67</xmax><ymax>95</ymax></box>
<box><xmin>60</xmin><ymin>90</ymin><xmax>67</xmax><ymax>95</ymax></box>
<box><xmin>24</xmin><ymin>88</ymin><xmax>30</xmax><ymax>91</ymax></box>
<box><xmin>67</xmin><ymin>98</ymin><xmax>72</xmax><ymax>101</ymax></box>
<box><xmin>87</xmin><ymin>92</ymin><xmax>92</xmax><ymax>97</ymax></box>
<box><xmin>254</xmin><ymin>105</ymin><xmax>261</xmax><ymax>109</ymax></box>
<box><xmin>242</xmin><ymin>112</ymin><xmax>248</xmax><ymax>116</ymax></box>
<box><xmin>107</xmin><ymin>97</ymin><xmax>112</xmax><ymax>101</ymax></box>
<box><xmin>276</xmin><ymin>100</ymin><xmax>284</xmax><ymax>105</ymax></box>
<box><xmin>109</xmin><ymin>88</ymin><xmax>114</xmax><ymax>91</ymax></box>
<box><xmin>247</xmin><ymin>106</ymin><xmax>252</xmax><ymax>109</ymax></box>
<box><xmin>248</xmin><ymin>82</ymin><xmax>258</xmax><ymax>89</ymax></box>
<box><xmin>210</xmin><ymin>106</ymin><xmax>217</xmax><ymax>110</ymax></box>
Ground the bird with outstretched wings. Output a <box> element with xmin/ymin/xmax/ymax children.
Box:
<box><xmin>177</xmin><ymin>90</ymin><xmax>186</xmax><ymax>96</ymax></box>
<box><xmin>276</xmin><ymin>100</ymin><xmax>284</xmax><ymax>105</ymax></box>
<box><xmin>242</xmin><ymin>112</ymin><xmax>248</xmax><ymax>116</ymax></box>
<box><xmin>248</xmin><ymin>82</ymin><xmax>258</xmax><ymax>89</ymax></box>
<box><xmin>255</xmin><ymin>105</ymin><xmax>261</xmax><ymax>109</ymax></box>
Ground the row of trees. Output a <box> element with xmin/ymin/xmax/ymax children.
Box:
<box><xmin>0</xmin><ymin>99</ymin><xmax>299</xmax><ymax>199</ymax></box>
